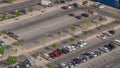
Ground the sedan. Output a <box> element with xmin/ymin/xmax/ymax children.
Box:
<box><xmin>99</xmin><ymin>47</ymin><xmax>110</xmax><ymax>52</ymax></box>
<box><xmin>68</xmin><ymin>13</ymin><xmax>75</xmax><ymax>17</ymax></box>
<box><xmin>61</xmin><ymin>6</ymin><xmax>68</xmax><ymax>10</ymax></box>
<box><xmin>75</xmin><ymin>15</ymin><xmax>82</xmax><ymax>19</ymax></box>
<box><xmin>58</xmin><ymin>63</ymin><xmax>69</xmax><ymax>68</ymax></box>
<box><xmin>102</xmin><ymin>31</ymin><xmax>112</xmax><ymax>36</ymax></box>
<box><xmin>97</xmin><ymin>35</ymin><xmax>107</xmax><ymax>40</ymax></box>
<box><xmin>112</xmin><ymin>39</ymin><xmax>120</xmax><ymax>46</ymax></box>
<box><xmin>79</xmin><ymin>55</ymin><xmax>88</xmax><ymax>63</ymax></box>
<box><xmin>81</xmin><ymin>13</ymin><xmax>89</xmax><ymax>17</ymax></box>
<box><xmin>43</xmin><ymin>53</ymin><xmax>52</xmax><ymax>60</ymax></box>
<box><xmin>108</xmin><ymin>30</ymin><xmax>115</xmax><ymax>35</ymax></box>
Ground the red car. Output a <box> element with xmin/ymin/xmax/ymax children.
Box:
<box><xmin>110</xmin><ymin>44</ymin><xmax>116</xmax><ymax>49</ymax></box>
<box><xmin>108</xmin><ymin>44</ymin><xmax>116</xmax><ymax>49</ymax></box>
<box><xmin>88</xmin><ymin>9</ymin><xmax>93</xmax><ymax>14</ymax></box>
<box><xmin>52</xmin><ymin>50</ymin><xmax>61</xmax><ymax>57</ymax></box>
<box><xmin>61</xmin><ymin>6</ymin><xmax>68</xmax><ymax>10</ymax></box>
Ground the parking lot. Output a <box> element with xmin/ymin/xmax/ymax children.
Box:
<box><xmin>0</xmin><ymin>0</ymin><xmax>120</xmax><ymax>68</ymax></box>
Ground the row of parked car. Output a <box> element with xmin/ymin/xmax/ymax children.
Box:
<box><xmin>8</xmin><ymin>59</ymin><xmax>34</xmax><ymax>68</ymax></box>
<box><xmin>68</xmin><ymin>13</ymin><xmax>89</xmax><ymax>19</ymax></box>
<box><xmin>43</xmin><ymin>40</ymin><xmax>87</xmax><ymax>60</ymax></box>
<box><xmin>4</xmin><ymin>31</ymin><xmax>20</xmax><ymax>40</ymax></box>
<box><xmin>58</xmin><ymin>39</ymin><xmax>120</xmax><ymax>68</ymax></box>
<box><xmin>97</xmin><ymin>30</ymin><xmax>115</xmax><ymax>40</ymax></box>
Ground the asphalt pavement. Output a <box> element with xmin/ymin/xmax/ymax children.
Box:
<box><xmin>1</xmin><ymin>8</ymin><xmax>100</xmax><ymax>44</ymax></box>
<box><xmin>0</xmin><ymin>0</ymin><xmax>37</xmax><ymax>14</ymax></box>
<box><xmin>47</xmin><ymin>21</ymin><xmax>120</xmax><ymax>64</ymax></box>
<box><xmin>71</xmin><ymin>30</ymin><xmax>120</xmax><ymax>68</ymax></box>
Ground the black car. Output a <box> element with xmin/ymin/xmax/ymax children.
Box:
<box><xmin>7</xmin><ymin>32</ymin><xmax>14</xmax><ymax>37</ymax></box>
<box><xmin>72</xmin><ymin>2</ymin><xmax>78</xmax><ymax>8</ymax></box>
<box><xmin>8</xmin><ymin>66</ymin><xmax>13</xmax><ymax>68</ymax></box>
<box><xmin>49</xmin><ymin>53</ymin><xmax>56</xmax><ymax>59</ymax></box>
<box><xmin>68</xmin><ymin>13</ymin><xmax>75</xmax><ymax>17</ymax></box>
<box><xmin>81</xmin><ymin>13</ymin><xmax>89</xmax><ymax>17</ymax></box>
<box><xmin>56</xmin><ymin>48</ymin><xmax>64</xmax><ymax>54</ymax></box>
<box><xmin>60</xmin><ymin>0</ymin><xmax>65</xmax><ymax>3</ymax></box>
<box><xmin>62</xmin><ymin>48</ymin><xmax>69</xmax><ymax>54</ymax></box>
<box><xmin>75</xmin><ymin>15</ymin><xmax>82</xmax><ymax>19</ymax></box>
<box><xmin>108</xmin><ymin>30</ymin><xmax>115</xmax><ymax>35</ymax></box>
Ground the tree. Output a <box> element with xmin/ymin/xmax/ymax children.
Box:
<box><xmin>28</xmin><ymin>7</ymin><xmax>34</xmax><ymax>16</ymax></box>
<box><xmin>84</xmin><ymin>19</ymin><xmax>91</xmax><ymax>30</ymax></box>
<box><xmin>70</xmin><ymin>37</ymin><xmax>75</xmax><ymax>42</ymax></box>
<box><xmin>82</xmin><ymin>30</ymin><xmax>88</xmax><ymax>41</ymax></box>
<box><xmin>0</xmin><ymin>46</ymin><xmax>5</xmax><ymax>55</ymax></box>
<box><xmin>1</xmin><ymin>14</ymin><xmax>8</xmax><ymax>21</ymax></box>
<box><xmin>8</xmin><ymin>0</ymin><xmax>14</xmax><ymax>4</ymax></box>
<box><xmin>99</xmin><ymin>16</ymin><xmax>105</xmax><ymax>22</ymax></box>
<box><xmin>40</xmin><ymin>36</ymin><xmax>47</xmax><ymax>46</ymax></box>
<box><xmin>111</xmin><ymin>12</ymin><xmax>117</xmax><ymax>18</ymax></box>
<box><xmin>111</xmin><ymin>13</ymin><xmax>117</xmax><ymax>30</ymax></box>
<box><xmin>15</xmin><ymin>10</ymin><xmax>22</xmax><ymax>20</ymax></box>
<box><xmin>57</xmin><ymin>30</ymin><xmax>62</xmax><ymax>36</ymax></box>
<box><xmin>6</xmin><ymin>56</ymin><xmax>17</xmax><ymax>65</ymax></box>
<box><xmin>82</xmin><ymin>0</ymin><xmax>88</xmax><ymax>6</ymax></box>
<box><xmin>91</xmin><ymin>3</ymin><xmax>98</xmax><ymax>9</ymax></box>
<box><xmin>57</xmin><ymin>30</ymin><xmax>62</xmax><ymax>40</ymax></box>
<box><xmin>52</xmin><ymin>43</ymin><xmax>57</xmax><ymax>49</ymax></box>
<box><xmin>70</xmin><ymin>25</ymin><xmax>76</xmax><ymax>34</ymax></box>
<box><xmin>43</xmin><ymin>5</ymin><xmax>47</xmax><ymax>11</ymax></box>
<box><xmin>96</xmin><ymin>24</ymin><xmax>103</xmax><ymax>35</ymax></box>
<box><xmin>54</xmin><ymin>0</ymin><xmax>61</xmax><ymax>7</ymax></box>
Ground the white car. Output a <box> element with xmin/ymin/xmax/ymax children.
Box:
<box><xmin>89</xmin><ymin>52</ymin><xmax>97</xmax><ymax>57</ymax></box>
<box><xmin>97</xmin><ymin>35</ymin><xmax>107</xmax><ymax>39</ymax></box>
<box><xmin>71</xmin><ymin>45</ymin><xmax>77</xmax><ymax>51</ymax></box>
<box><xmin>104</xmin><ymin>16</ymin><xmax>109</xmax><ymax>21</ymax></box>
<box><xmin>68</xmin><ymin>5</ymin><xmax>73</xmax><ymax>9</ymax></box>
<box><xmin>98</xmin><ymin>4</ymin><xmax>105</xmax><ymax>9</ymax></box>
<box><xmin>99</xmin><ymin>47</ymin><xmax>110</xmax><ymax>52</ymax></box>
<box><xmin>75</xmin><ymin>40</ymin><xmax>87</xmax><ymax>47</ymax></box>
<box><xmin>93</xmin><ymin>12</ymin><xmax>98</xmax><ymax>15</ymax></box>
<box><xmin>79</xmin><ymin>40</ymin><xmax>87</xmax><ymax>45</ymax></box>
<box><xmin>102</xmin><ymin>31</ymin><xmax>112</xmax><ymax>36</ymax></box>
<box><xmin>59</xmin><ymin>63</ymin><xmax>69</xmax><ymax>68</ymax></box>
<box><xmin>75</xmin><ymin>42</ymin><xmax>84</xmax><ymax>47</ymax></box>
<box><xmin>43</xmin><ymin>53</ymin><xmax>51</xmax><ymax>60</ymax></box>
<box><xmin>113</xmin><ymin>39</ymin><xmax>120</xmax><ymax>46</ymax></box>
<box><xmin>64</xmin><ymin>46</ymin><xmax>72</xmax><ymax>52</ymax></box>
